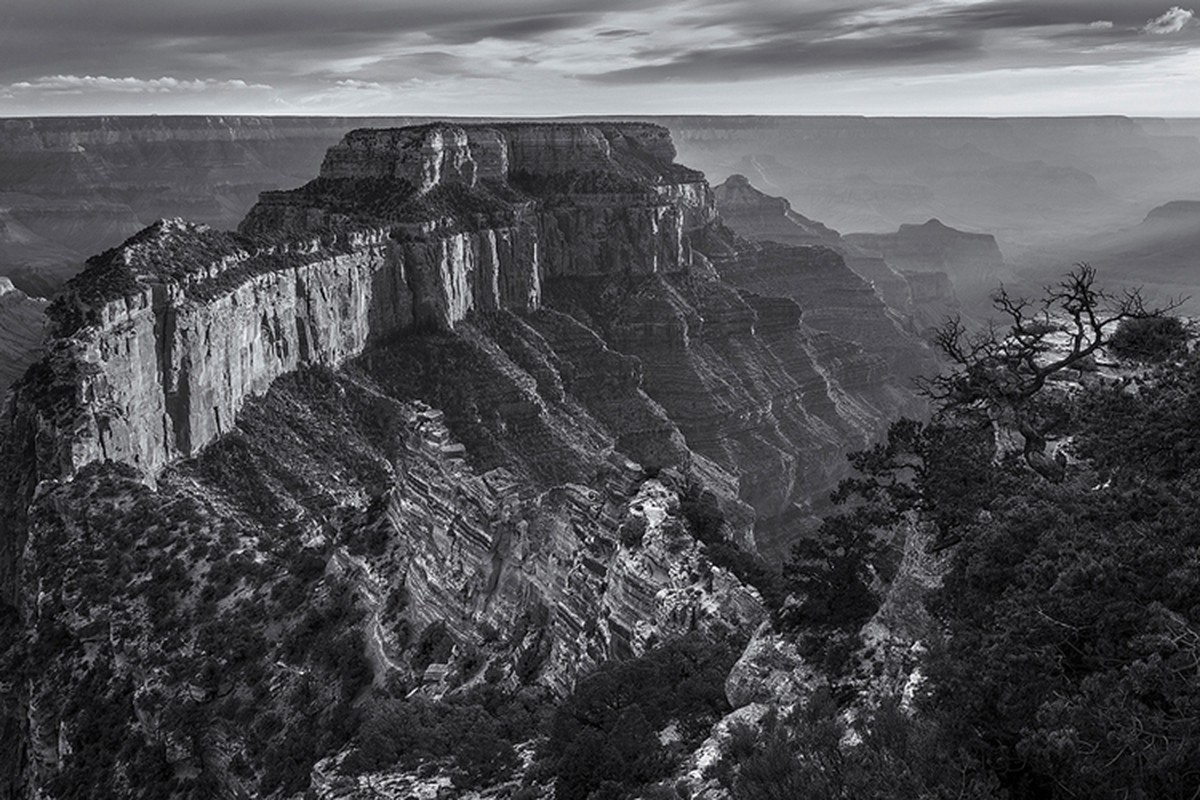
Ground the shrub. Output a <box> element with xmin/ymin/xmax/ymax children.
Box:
<box><xmin>1108</xmin><ymin>315</ymin><xmax>1189</xmax><ymax>362</ymax></box>
<box><xmin>411</xmin><ymin>621</ymin><xmax>455</xmax><ymax>672</ymax></box>
<box><xmin>541</xmin><ymin>633</ymin><xmax>742</xmax><ymax>800</ymax></box>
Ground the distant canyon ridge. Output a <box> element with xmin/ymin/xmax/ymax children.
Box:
<box><xmin>2</xmin><ymin>115</ymin><xmax>1199</xmax><ymax>300</ymax></box>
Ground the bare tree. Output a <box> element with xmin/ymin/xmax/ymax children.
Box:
<box><xmin>918</xmin><ymin>264</ymin><xmax>1182</xmax><ymax>481</ymax></box>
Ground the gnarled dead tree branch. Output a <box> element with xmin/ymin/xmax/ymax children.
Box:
<box><xmin>917</xmin><ymin>264</ymin><xmax>1184</xmax><ymax>481</ymax></box>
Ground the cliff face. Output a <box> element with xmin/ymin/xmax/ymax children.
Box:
<box><xmin>0</xmin><ymin>122</ymin><xmax>927</xmax><ymax>799</ymax></box>
<box><xmin>6</xmin><ymin>356</ymin><xmax>762</xmax><ymax>797</ymax></box>
<box><xmin>23</xmin><ymin>123</ymin><xmax>712</xmax><ymax>485</ymax></box>
<box><xmin>0</xmin><ymin>279</ymin><xmax>47</xmax><ymax>400</ymax></box>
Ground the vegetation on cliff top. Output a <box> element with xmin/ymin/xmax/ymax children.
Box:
<box><xmin>752</xmin><ymin>269</ymin><xmax>1200</xmax><ymax>799</ymax></box>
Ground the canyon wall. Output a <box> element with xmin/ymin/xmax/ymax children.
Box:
<box><xmin>4</xmin><ymin>123</ymin><xmax>931</xmax><ymax>577</ymax></box>
<box><xmin>23</xmin><ymin>123</ymin><xmax>713</xmax><ymax>484</ymax></box>
<box><xmin>712</xmin><ymin>174</ymin><xmax>958</xmax><ymax>334</ymax></box>
<box><xmin>0</xmin><ymin>279</ymin><xmax>47</xmax><ymax>399</ymax></box>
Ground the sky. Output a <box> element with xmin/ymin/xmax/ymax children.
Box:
<box><xmin>1</xmin><ymin>0</ymin><xmax>1198</xmax><ymax>117</ymax></box>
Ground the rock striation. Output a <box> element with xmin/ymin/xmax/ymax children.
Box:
<box><xmin>6</xmin><ymin>125</ymin><xmax>922</xmax><ymax>560</ymax></box>
<box><xmin>0</xmin><ymin>278</ymin><xmax>48</xmax><ymax>400</ymax></box>
<box><xmin>713</xmin><ymin>174</ymin><xmax>842</xmax><ymax>249</ymax></box>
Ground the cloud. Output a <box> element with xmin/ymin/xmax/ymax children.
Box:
<box><xmin>332</xmin><ymin>79</ymin><xmax>386</xmax><ymax>91</ymax></box>
<box><xmin>584</xmin><ymin>31</ymin><xmax>983</xmax><ymax>84</ymax></box>
<box><xmin>6</xmin><ymin>75</ymin><xmax>271</xmax><ymax>94</ymax></box>
<box><xmin>920</xmin><ymin>1</ymin><xmax>1180</xmax><ymax>31</ymax></box>
<box><xmin>1144</xmin><ymin>6</ymin><xmax>1196</xmax><ymax>33</ymax></box>
<box><xmin>1</xmin><ymin>0</ymin><xmax>1198</xmax><ymax>115</ymax></box>
<box><xmin>595</xmin><ymin>28</ymin><xmax>647</xmax><ymax>39</ymax></box>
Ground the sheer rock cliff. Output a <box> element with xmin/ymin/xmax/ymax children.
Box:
<box><xmin>0</xmin><ymin>279</ymin><xmax>47</xmax><ymax>401</ymax></box>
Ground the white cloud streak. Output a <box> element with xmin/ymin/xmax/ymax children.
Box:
<box><xmin>1143</xmin><ymin>6</ymin><xmax>1196</xmax><ymax>34</ymax></box>
<box><xmin>7</xmin><ymin>74</ymin><xmax>272</xmax><ymax>94</ymax></box>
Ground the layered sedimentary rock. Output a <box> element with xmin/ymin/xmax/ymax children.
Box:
<box><xmin>3</xmin><ymin>123</ymin><xmax>929</xmax><ymax>592</ymax></box>
<box><xmin>713</xmin><ymin>174</ymin><xmax>841</xmax><ymax>249</ymax></box>
<box><xmin>22</xmin><ymin>123</ymin><xmax>714</xmax><ymax>485</ymax></box>
<box><xmin>712</xmin><ymin>174</ymin><xmax>958</xmax><ymax>329</ymax></box>
<box><xmin>0</xmin><ymin>278</ymin><xmax>47</xmax><ymax>399</ymax></box>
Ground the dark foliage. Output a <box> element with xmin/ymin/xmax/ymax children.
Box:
<box><xmin>769</xmin><ymin>271</ymin><xmax>1200</xmax><ymax>799</ymax></box>
<box><xmin>540</xmin><ymin>632</ymin><xmax>742</xmax><ymax>800</ymax></box>
<box><xmin>343</xmin><ymin>687</ymin><xmax>543</xmax><ymax>789</ymax></box>
<box><xmin>1108</xmin><ymin>315</ymin><xmax>1190</xmax><ymax>363</ymax></box>
<box><xmin>712</xmin><ymin>692</ymin><xmax>1003</xmax><ymax>800</ymax></box>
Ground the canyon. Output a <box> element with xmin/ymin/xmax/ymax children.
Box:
<box><xmin>5</xmin><ymin>114</ymin><xmax>1200</xmax><ymax>303</ymax></box>
<box><xmin>0</xmin><ymin>122</ymin><xmax>929</xmax><ymax>798</ymax></box>
<box><xmin>7</xmin><ymin>114</ymin><xmax>1190</xmax><ymax>799</ymax></box>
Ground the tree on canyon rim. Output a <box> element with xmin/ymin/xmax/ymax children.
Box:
<box><xmin>917</xmin><ymin>263</ymin><xmax>1180</xmax><ymax>482</ymax></box>
<box><xmin>780</xmin><ymin>265</ymin><xmax>1182</xmax><ymax>631</ymax></box>
<box><xmin>769</xmin><ymin>269</ymin><xmax>1200</xmax><ymax>798</ymax></box>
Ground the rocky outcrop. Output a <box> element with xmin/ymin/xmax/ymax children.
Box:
<box><xmin>4</xmin><ymin>315</ymin><xmax>764</xmax><ymax>798</ymax></box>
<box><xmin>0</xmin><ymin>278</ymin><xmax>47</xmax><ymax>400</ymax></box>
<box><xmin>713</xmin><ymin>174</ymin><xmax>841</xmax><ymax>249</ymax></box>
<box><xmin>8</xmin><ymin>125</ymin><xmax>923</xmax><ymax>562</ymax></box>
<box><xmin>541</xmin><ymin>259</ymin><xmax>923</xmax><ymax>557</ymax></box>
<box><xmin>725</xmin><ymin>620</ymin><xmax>822</xmax><ymax>709</ymax></box>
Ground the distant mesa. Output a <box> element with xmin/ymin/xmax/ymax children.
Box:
<box><xmin>1143</xmin><ymin>200</ymin><xmax>1200</xmax><ymax>224</ymax></box>
<box><xmin>712</xmin><ymin>174</ymin><xmax>840</xmax><ymax>248</ymax></box>
<box><xmin>1040</xmin><ymin>199</ymin><xmax>1200</xmax><ymax>305</ymax></box>
<box><xmin>844</xmin><ymin>218</ymin><xmax>1008</xmax><ymax>294</ymax></box>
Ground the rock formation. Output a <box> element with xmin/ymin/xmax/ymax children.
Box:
<box><xmin>0</xmin><ymin>278</ymin><xmax>47</xmax><ymax>400</ymax></box>
<box><xmin>844</xmin><ymin>218</ymin><xmax>1008</xmax><ymax>297</ymax></box>
<box><xmin>713</xmin><ymin>174</ymin><xmax>842</xmax><ymax>249</ymax></box>
<box><xmin>0</xmin><ymin>122</ymin><xmax>928</xmax><ymax>798</ymax></box>
<box><xmin>712</xmin><ymin>174</ymin><xmax>957</xmax><ymax>335</ymax></box>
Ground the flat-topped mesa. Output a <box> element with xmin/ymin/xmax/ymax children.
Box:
<box><xmin>844</xmin><ymin>219</ymin><xmax>1006</xmax><ymax>291</ymax></box>
<box><xmin>244</xmin><ymin>122</ymin><xmax>716</xmax><ymax>276</ymax></box>
<box><xmin>318</xmin><ymin>122</ymin><xmax>685</xmax><ymax>185</ymax></box>
<box><xmin>13</xmin><ymin>122</ymin><xmax>721</xmax><ymax>482</ymax></box>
